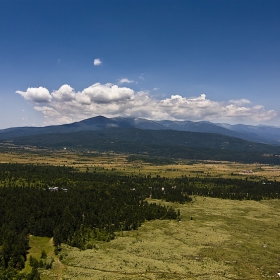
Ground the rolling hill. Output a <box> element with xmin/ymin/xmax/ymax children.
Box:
<box><xmin>2</xmin><ymin>126</ymin><xmax>280</xmax><ymax>164</ymax></box>
<box><xmin>1</xmin><ymin>116</ymin><xmax>280</xmax><ymax>144</ymax></box>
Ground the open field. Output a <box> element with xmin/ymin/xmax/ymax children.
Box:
<box><xmin>30</xmin><ymin>197</ymin><xmax>280</xmax><ymax>280</ymax></box>
<box><xmin>2</xmin><ymin>145</ymin><xmax>280</xmax><ymax>279</ymax></box>
<box><xmin>1</xmin><ymin>145</ymin><xmax>280</xmax><ymax>180</ymax></box>
<box><xmin>22</xmin><ymin>236</ymin><xmax>66</xmax><ymax>280</ymax></box>
<box><xmin>22</xmin><ymin>236</ymin><xmax>55</xmax><ymax>275</ymax></box>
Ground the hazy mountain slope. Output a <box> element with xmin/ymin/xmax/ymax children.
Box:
<box><xmin>218</xmin><ymin>123</ymin><xmax>280</xmax><ymax>144</ymax></box>
<box><xmin>1</xmin><ymin>116</ymin><xmax>280</xmax><ymax>145</ymax></box>
<box><xmin>8</xmin><ymin>128</ymin><xmax>280</xmax><ymax>164</ymax></box>
<box><xmin>0</xmin><ymin>116</ymin><xmax>133</xmax><ymax>139</ymax></box>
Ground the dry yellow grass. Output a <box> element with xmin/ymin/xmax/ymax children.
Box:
<box><xmin>2</xmin><ymin>146</ymin><xmax>279</xmax><ymax>279</ymax></box>
<box><xmin>32</xmin><ymin>197</ymin><xmax>280</xmax><ymax>280</ymax></box>
<box><xmin>0</xmin><ymin>146</ymin><xmax>279</xmax><ymax>180</ymax></box>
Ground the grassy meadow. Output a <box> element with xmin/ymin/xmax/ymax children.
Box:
<box><xmin>29</xmin><ymin>197</ymin><xmax>280</xmax><ymax>280</ymax></box>
<box><xmin>1</xmin><ymin>146</ymin><xmax>280</xmax><ymax>279</ymax></box>
<box><xmin>0</xmin><ymin>145</ymin><xmax>280</xmax><ymax>180</ymax></box>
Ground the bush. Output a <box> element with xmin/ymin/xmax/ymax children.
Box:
<box><xmin>40</xmin><ymin>250</ymin><xmax>47</xmax><ymax>259</ymax></box>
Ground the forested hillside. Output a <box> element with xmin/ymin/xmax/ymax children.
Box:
<box><xmin>6</xmin><ymin>128</ymin><xmax>280</xmax><ymax>164</ymax></box>
<box><xmin>1</xmin><ymin>116</ymin><xmax>280</xmax><ymax>145</ymax></box>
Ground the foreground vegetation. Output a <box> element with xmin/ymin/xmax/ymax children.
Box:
<box><xmin>20</xmin><ymin>198</ymin><xmax>280</xmax><ymax>280</ymax></box>
<box><xmin>0</xmin><ymin>164</ymin><xmax>183</xmax><ymax>279</ymax></box>
<box><xmin>49</xmin><ymin>197</ymin><xmax>280</xmax><ymax>279</ymax></box>
<box><xmin>1</xmin><ymin>148</ymin><xmax>280</xmax><ymax>279</ymax></box>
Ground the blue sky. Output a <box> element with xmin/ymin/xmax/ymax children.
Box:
<box><xmin>1</xmin><ymin>0</ymin><xmax>280</xmax><ymax>129</ymax></box>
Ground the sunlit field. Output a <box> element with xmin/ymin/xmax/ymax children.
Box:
<box><xmin>26</xmin><ymin>197</ymin><xmax>280</xmax><ymax>280</ymax></box>
<box><xmin>1</xmin><ymin>145</ymin><xmax>280</xmax><ymax>181</ymax></box>
<box><xmin>1</xmin><ymin>145</ymin><xmax>280</xmax><ymax>279</ymax></box>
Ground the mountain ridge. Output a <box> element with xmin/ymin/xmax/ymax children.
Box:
<box><xmin>1</xmin><ymin>116</ymin><xmax>280</xmax><ymax>164</ymax></box>
<box><xmin>1</xmin><ymin>116</ymin><xmax>280</xmax><ymax>145</ymax></box>
<box><xmin>4</xmin><ymin>126</ymin><xmax>280</xmax><ymax>164</ymax></box>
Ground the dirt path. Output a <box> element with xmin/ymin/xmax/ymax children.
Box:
<box><xmin>48</xmin><ymin>237</ymin><xmax>65</xmax><ymax>280</ymax></box>
<box><xmin>53</xmin><ymin>258</ymin><xmax>65</xmax><ymax>280</ymax></box>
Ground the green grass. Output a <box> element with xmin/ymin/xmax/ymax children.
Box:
<box><xmin>3</xmin><ymin>148</ymin><xmax>279</xmax><ymax>279</ymax></box>
<box><xmin>2</xmin><ymin>147</ymin><xmax>280</xmax><ymax>180</ymax></box>
<box><xmin>22</xmin><ymin>236</ymin><xmax>54</xmax><ymax>274</ymax></box>
<box><xmin>33</xmin><ymin>197</ymin><xmax>280</xmax><ymax>279</ymax></box>
<box><xmin>23</xmin><ymin>236</ymin><xmax>67</xmax><ymax>280</ymax></box>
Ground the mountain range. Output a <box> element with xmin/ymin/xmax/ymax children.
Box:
<box><xmin>1</xmin><ymin>116</ymin><xmax>280</xmax><ymax>145</ymax></box>
<box><xmin>1</xmin><ymin>116</ymin><xmax>280</xmax><ymax>163</ymax></box>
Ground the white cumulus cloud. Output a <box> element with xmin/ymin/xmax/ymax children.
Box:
<box><xmin>16</xmin><ymin>87</ymin><xmax>52</xmax><ymax>103</ymax></box>
<box><xmin>80</xmin><ymin>83</ymin><xmax>134</xmax><ymax>103</ymax></box>
<box><xmin>93</xmin><ymin>58</ymin><xmax>102</xmax><ymax>66</ymax></box>
<box><xmin>52</xmin><ymin>84</ymin><xmax>75</xmax><ymax>101</ymax></box>
<box><xmin>16</xmin><ymin>83</ymin><xmax>278</xmax><ymax>126</ymax></box>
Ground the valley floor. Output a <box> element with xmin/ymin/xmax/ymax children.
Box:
<box><xmin>33</xmin><ymin>197</ymin><xmax>280</xmax><ymax>280</ymax></box>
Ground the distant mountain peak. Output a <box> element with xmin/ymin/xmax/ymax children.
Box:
<box><xmin>1</xmin><ymin>115</ymin><xmax>280</xmax><ymax>145</ymax></box>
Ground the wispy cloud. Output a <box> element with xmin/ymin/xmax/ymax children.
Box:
<box><xmin>228</xmin><ymin>99</ymin><xmax>251</xmax><ymax>106</ymax></box>
<box><xmin>93</xmin><ymin>58</ymin><xmax>102</xmax><ymax>66</ymax></box>
<box><xmin>119</xmin><ymin>78</ymin><xmax>134</xmax><ymax>84</ymax></box>
<box><xmin>16</xmin><ymin>83</ymin><xmax>277</xmax><ymax>125</ymax></box>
